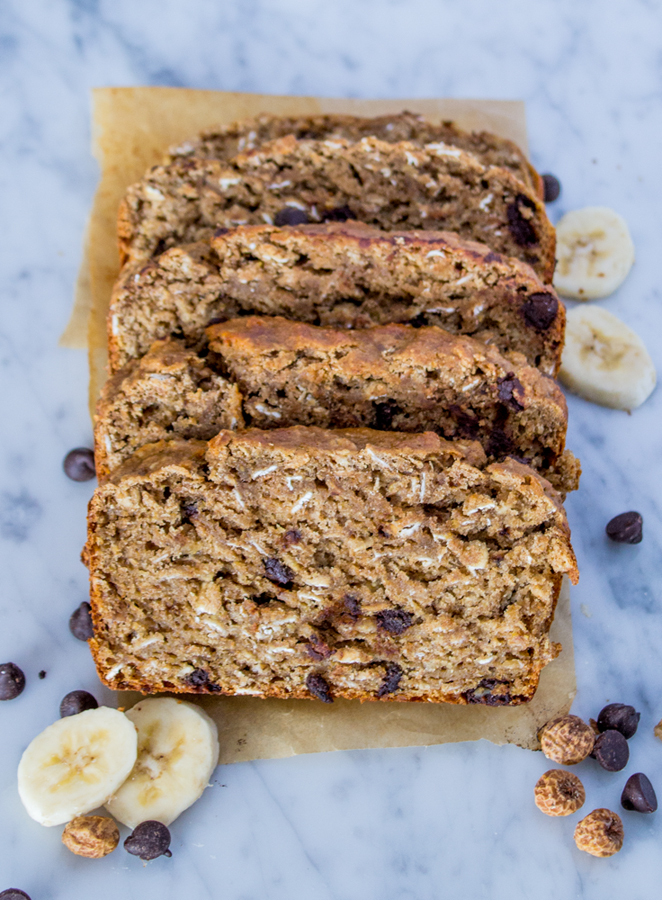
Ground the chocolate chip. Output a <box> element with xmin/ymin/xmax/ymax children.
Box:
<box><xmin>542</xmin><ymin>174</ymin><xmax>561</xmax><ymax>203</ymax></box>
<box><xmin>464</xmin><ymin>678</ymin><xmax>512</xmax><ymax>705</ymax></box>
<box><xmin>213</xmin><ymin>227</ymin><xmax>229</xmax><ymax>238</ymax></box>
<box><xmin>0</xmin><ymin>663</ymin><xmax>25</xmax><ymax>701</ymax></box>
<box><xmin>69</xmin><ymin>602</ymin><xmax>94</xmax><ymax>641</ymax></box>
<box><xmin>591</xmin><ymin>729</ymin><xmax>629</xmax><ymax>771</ymax></box>
<box><xmin>497</xmin><ymin>374</ymin><xmax>525</xmax><ymax>411</ymax></box>
<box><xmin>124</xmin><ymin>821</ymin><xmax>172</xmax><ymax>860</ymax></box>
<box><xmin>63</xmin><ymin>448</ymin><xmax>96</xmax><ymax>482</ymax></box>
<box><xmin>606</xmin><ymin>511</ymin><xmax>643</xmax><ymax>544</ymax></box>
<box><xmin>521</xmin><ymin>292</ymin><xmax>558</xmax><ymax>331</ymax></box>
<box><xmin>306</xmin><ymin>672</ymin><xmax>333</xmax><ymax>703</ymax></box>
<box><xmin>621</xmin><ymin>773</ymin><xmax>658</xmax><ymax>813</ymax></box>
<box><xmin>283</xmin><ymin>529</ymin><xmax>302</xmax><ymax>545</ymax></box>
<box><xmin>263</xmin><ymin>557</ymin><xmax>294</xmax><ymax>587</ymax></box>
<box><xmin>373</xmin><ymin>400</ymin><xmax>403</xmax><ymax>430</ymax></box>
<box><xmin>274</xmin><ymin>207</ymin><xmax>309</xmax><ymax>227</ymax></box>
<box><xmin>306</xmin><ymin>638</ymin><xmax>333</xmax><ymax>661</ymax></box>
<box><xmin>343</xmin><ymin>594</ymin><xmax>361</xmax><ymax>618</ymax></box>
<box><xmin>59</xmin><ymin>690</ymin><xmax>99</xmax><ymax>717</ymax></box>
<box><xmin>376</xmin><ymin>608</ymin><xmax>414</xmax><ymax>635</ymax></box>
<box><xmin>183</xmin><ymin>668</ymin><xmax>222</xmax><ymax>692</ymax></box>
<box><xmin>322</xmin><ymin>205</ymin><xmax>356</xmax><ymax>222</ymax></box>
<box><xmin>38</xmin><ymin>670</ymin><xmax>46</xmax><ymax>679</ymax></box>
<box><xmin>0</xmin><ymin>891</ymin><xmax>32</xmax><ymax>900</ymax></box>
<box><xmin>597</xmin><ymin>702</ymin><xmax>641</xmax><ymax>739</ymax></box>
<box><xmin>377</xmin><ymin>662</ymin><xmax>403</xmax><ymax>698</ymax></box>
<box><xmin>507</xmin><ymin>194</ymin><xmax>538</xmax><ymax>246</ymax></box>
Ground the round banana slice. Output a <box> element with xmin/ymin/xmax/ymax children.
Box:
<box><xmin>18</xmin><ymin>707</ymin><xmax>138</xmax><ymax>827</ymax></box>
<box><xmin>560</xmin><ymin>305</ymin><xmax>656</xmax><ymax>410</ymax></box>
<box><xmin>554</xmin><ymin>207</ymin><xmax>635</xmax><ymax>300</ymax></box>
<box><xmin>105</xmin><ymin>698</ymin><xmax>219</xmax><ymax>828</ymax></box>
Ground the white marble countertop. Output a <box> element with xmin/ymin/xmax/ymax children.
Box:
<box><xmin>2</xmin><ymin>1</ymin><xmax>662</xmax><ymax>897</ymax></box>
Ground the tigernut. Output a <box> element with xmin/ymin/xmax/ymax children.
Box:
<box><xmin>62</xmin><ymin>815</ymin><xmax>119</xmax><ymax>858</ymax></box>
<box><xmin>574</xmin><ymin>808</ymin><xmax>624</xmax><ymax>857</ymax></box>
<box><xmin>534</xmin><ymin>769</ymin><xmax>585</xmax><ymax>816</ymax></box>
<box><xmin>540</xmin><ymin>715</ymin><xmax>595</xmax><ymax>764</ymax></box>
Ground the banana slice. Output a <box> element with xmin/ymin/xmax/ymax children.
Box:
<box><xmin>554</xmin><ymin>207</ymin><xmax>635</xmax><ymax>300</ymax></box>
<box><xmin>560</xmin><ymin>305</ymin><xmax>656</xmax><ymax>410</ymax></box>
<box><xmin>18</xmin><ymin>707</ymin><xmax>138</xmax><ymax>827</ymax></box>
<box><xmin>105</xmin><ymin>698</ymin><xmax>219</xmax><ymax>828</ymax></box>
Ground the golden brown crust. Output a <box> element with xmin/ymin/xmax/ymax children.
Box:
<box><xmin>118</xmin><ymin>135</ymin><xmax>555</xmax><ymax>279</ymax></box>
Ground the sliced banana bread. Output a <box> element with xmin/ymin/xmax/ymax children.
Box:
<box><xmin>84</xmin><ymin>428</ymin><xmax>578</xmax><ymax>704</ymax></box>
<box><xmin>166</xmin><ymin>111</ymin><xmax>543</xmax><ymax>198</ymax></box>
<box><xmin>109</xmin><ymin>223</ymin><xmax>563</xmax><ymax>374</ymax></box>
<box><xmin>118</xmin><ymin>135</ymin><xmax>555</xmax><ymax>280</ymax></box>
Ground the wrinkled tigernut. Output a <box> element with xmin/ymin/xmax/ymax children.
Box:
<box><xmin>62</xmin><ymin>815</ymin><xmax>120</xmax><ymax>858</ymax></box>
<box><xmin>574</xmin><ymin>808</ymin><xmax>624</xmax><ymax>857</ymax></box>
<box><xmin>540</xmin><ymin>715</ymin><xmax>595</xmax><ymax>764</ymax></box>
<box><xmin>534</xmin><ymin>769</ymin><xmax>585</xmax><ymax>816</ymax></box>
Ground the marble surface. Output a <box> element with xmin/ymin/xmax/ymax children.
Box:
<box><xmin>1</xmin><ymin>0</ymin><xmax>662</xmax><ymax>897</ymax></box>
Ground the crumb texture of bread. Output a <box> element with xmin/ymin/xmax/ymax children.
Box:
<box><xmin>118</xmin><ymin>135</ymin><xmax>555</xmax><ymax>280</ymax></box>
<box><xmin>165</xmin><ymin>111</ymin><xmax>543</xmax><ymax>198</ymax></box>
<box><xmin>108</xmin><ymin>223</ymin><xmax>563</xmax><ymax>375</ymax></box>
<box><xmin>85</xmin><ymin>428</ymin><xmax>578</xmax><ymax>705</ymax></box>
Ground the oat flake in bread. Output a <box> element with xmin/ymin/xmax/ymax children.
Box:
<box><xmin>117</xmin><ymin>136</ymin><xmax>555</xmax><ymax>280</ymax></box>
<box><xmin>108</xmin><ymin>223</ymin><xmax>563</xmax><ymax>374</ymax></box>
<box><xmin>165</xmin><ymin>110</ymin><xmax>544</xmax><ymax>198</ymax></box>
<box><xmin>84</xmin><ymin>428</ymin><xmax>578</xmax><ymax>704</ymax></box>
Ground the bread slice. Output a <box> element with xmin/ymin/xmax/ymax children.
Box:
<box><xmin>84</xmin><ymin>428</ymin><xmax>578</xmax><ymax>704</ymax></box>
<box><xmin>95</xmin><ymin>320</ymin><xmax>580</xmax><ymax>491</ymax></box>
<box><xmin>166</xmin><ymin>110</ymin><xmax>543</xmax><ymax>199</ymax></box>
<box><xmin>118</xmin><ymin>135</ymin><xmax>555</xmax><ymax>280</ymax></box>
<box><xmin>109</xmin><ymin>223</ymin><xmax>563</xmax><ymax>375</ymax></box>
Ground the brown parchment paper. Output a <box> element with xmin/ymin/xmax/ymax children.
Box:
<box><xmin>62</xmin><ymin>87</ymin><xmax>575</xmax><ymax>757</ymax></box>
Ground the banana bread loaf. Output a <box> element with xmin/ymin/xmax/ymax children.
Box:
<box><xmin>95</xmin><ymin>319</ymin><xmax>580</xmax><ymax>491</ymax></box>
<box><xmin>117</xmin><ymin>135</ymin><xmax>555</xmax><ymax>280</ymax></box>
<box><xmin>109</xmin><ymin>223</ymin><xmax>563</xmax><ymax>374</ymax></box>
<box><xmin>166</xmin><ymin>111</ymin><xmax>543</xmax><ymax>198</ymax></box>
<box><xmin>84</xmin><ymin>428</ymin><xmax>578</xmax><ymax>704</ymax></box>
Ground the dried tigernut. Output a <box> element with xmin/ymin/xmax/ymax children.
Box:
<box><xmin>574</xmin><ymin>808</ymin><xmax>624</xmax><ymax>857</ymax></box>
<box><xmin>534</xmin><ymin>769</ymin><xmax>585</xmax><ymax>816</ymax></box>
<box><xmin>62</xmin><ymin>815</ymin><xmax>119</xmax><ymax>858</ymax></box>
<box><xmin>540</xmin><ymin>715</ymin><xmax>595</xmax><ymax>764</ymax></box>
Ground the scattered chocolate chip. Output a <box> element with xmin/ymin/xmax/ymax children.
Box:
<box><xmin>377</xmin><ymin>662</ymin><xmax>403</xmax><ymax>697</ymax></box>
<box><xmin>465</xmin><ymin>678</ymin><xmax>513</xmax><ymax>707</ymax></box>
<box><xmin>306</xmin><ymin>672</ymin><xmax>333</xmax><ymax>703</ymax></box>
<box><xmin>621</xmin><ymin>773</ymin><xmax>657</xmax><ymax>813</ymax></box>
<box><xmin>60</xmin><ymin>690</ymin><xmax>99</xmax><ymax>718</ymax></box>
<box><xmin>63</xmin><ymin>448</ymin><xmax>96</xmax><ymax>482</ymax></box>
<box><xmin>376</xmin><ymin>608</ymin><xmax>414</xmax><ymax>635</ymax></box>
<box><xmin>597</xmin><ymin>702</ymin><xmax>640</xmax><ymax>739</ymax></box>
<box><xmin>507</xmin><ymin>194</ymin><xmax>538</xmax><ymax>246</ymax></box>
<box><xmin>0</xmin><ymin>663</ymin><xmax>25</xmax><ymax>701</ymax></box>
<box><xmin>124</xmin><ymin>821</ymin><xmax>172</xmax><ymax>860</ymax></box>
<box><xmin>184</xmin><ymin>668</ymin><xmax>212</xmax><ymax>688</ymax></box>
<box><xmin>38</xmin><ymin>670</ymin><xmax>46</xmax><ymax>680</ymax></box>
<box><xmin>263</xmin><ymin>557</ymin><xmax>294</xmax><ymax>587</ymax></box>
<box><xmin>591</xmin><ymin>729</ymin><xmax>629</xmax><ymax>771</ymax></box>
<box><xmin>213</xmin><ymin>227</ymin><xmax>229</xmax><ymax>238</ymax></box>
<box><xmin>0</xmin><ymin>891</ymin><xmax>31</xmax><ymax>900</ymax></box>
<box><xmin>497</xmin><ymin>374</ymin><xmax>525</xmax><ymax>411</ymax></box>
<box><xmin>322</xmin><ymin>205</ymin><xmax>356</xmax><ymax>222</ymax></box>
<box><xmin>541</xmin><ymin>174</ymin><xmax>561</xmax><ymax>203</ymax></box>
<box><xmin>283</xmin><ymin>529</ymin><xmax>302</xmax><ymax>545</ymax></box>
<box><xmin>274</xmin><ymin>207</ymin><xmax>309</xmax><ymax>227</ymax></box>
<box><xmin>606</xmin><ymin>511</ymin><xmax>643</xmax><ymax>544</ymax></box>
<box><xmin>343</xmin><ymin>594</ymin><xmax>361</xmax><ymax>618</ymax></box>
<box><xmin>69</xmin><ymin>602</ymin><xmax>94</xmax><ymax>641</ymax></box>
<box><xmin>373</xmin><ymin>400</ymin><xmax>403</xmax><ymax>430</ymax></box>
<box><xmin>521</xmin><ymin>293</ymin><xmax>558</xmax><ymax>331</ymax></box>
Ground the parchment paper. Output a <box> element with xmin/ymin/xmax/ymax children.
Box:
<box><xmin>63</xmin><ymin>87</ymin><xmax>575</xmax><ymax>757</ymax></box>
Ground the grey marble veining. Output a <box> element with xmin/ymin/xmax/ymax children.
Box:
<box><xmin>1</xmin><ymin>0</ymin><xmax>662</xmax><ymax>897</ymax></box>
